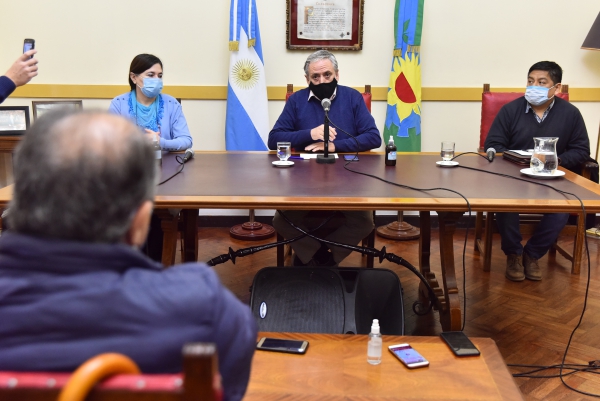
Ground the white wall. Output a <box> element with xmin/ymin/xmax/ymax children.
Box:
<box><xmin>1</xmin><ymin>1</ymin><xmax>600</xmax><ymax>158</ymax></box>
<box><xmin>2</xmin><ymin>0</ymin><xmax>599</xmax><ymax>154</ymax></box>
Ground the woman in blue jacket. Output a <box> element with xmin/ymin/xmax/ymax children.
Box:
<box><xmin>109</xmin><ymin>54</ymin><xmax>192</xmax><ymax>151</ymax></box>
<box><xmin>109</xmin><ymin>54</ymin><xmax>192</xmax><ymax>262</ymax></box>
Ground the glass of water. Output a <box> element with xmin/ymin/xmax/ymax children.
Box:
<box><xmin>441</xmin><ymin>141</ymin><xmax>455</xmax><ymax>162</ymax></box>
<box><xmin>530</xmin><ymin>137</ymin><xmax>558</xmax><ymax>174</ymax></box>
<box><xmin>277</xmin><ymin>142</ymin><xmax>291</xmax><ymax>162</ymax></box>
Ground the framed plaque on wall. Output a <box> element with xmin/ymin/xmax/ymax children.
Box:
<box><xmin>286</xmin><ymin>0</ymin><xmax>365</xmax><ymax>51</ymax></box>
<box><xmin>0</xmin><ymin>106</ymin><xmax>30</xmax><ymax>136</ymax></box>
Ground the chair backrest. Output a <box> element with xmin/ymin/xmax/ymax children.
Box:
<box><xmin>286</xmin><ymin>84</ymin><xmax>372</xmax><ymax>112</ymax></box>
<box><xmin>595</xmin><ymin>122</ymin><xmax>600</xmax><ymax>160</ymax></box>
<box><xmin>479</xmin><ymin>83</ymin><xmax>569</xmax><ymax>151</ymax></box>
<box><xmin>0</xmin><ymin>343</ymin><xmax>222</xmax><ymax>401</ymax></box>
<box><xmin>250</xmin><ymin>267</ymin><xmax>404</xmax><ymax>335</ymax></box>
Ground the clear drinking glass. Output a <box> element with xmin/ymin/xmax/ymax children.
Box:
<box><xmin>441</xmin><ymin>141</ymin><xmax>455</xmax><ymax>162</ymax></box>
<box><xmin>530</xmin><ymin>137</ymin><xmax>558</xmax><ymax>174</ymax></box>
<box><xmin>277</xmin><ymin>142</ymin><xmax>291</xmax><ymax>162</ymax></box>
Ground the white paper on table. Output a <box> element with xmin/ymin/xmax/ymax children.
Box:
<box><xmin>509</xmin><ymin>150</ymin><xmax>532</xmax><ymax>156</ymax></box>
<box><xmin>299</xmin><ymin>153</ymin><xmax>339</xmax><ymax>159</ymax></box>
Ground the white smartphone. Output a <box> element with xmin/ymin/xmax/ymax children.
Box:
<box><xmin>388</xmin><ymin>343</ymin><xmax>429</xmax><ymax>368</ymax></box>
<box><xmin>256</xmin><ymin>337</ymin><xmax>309</xmax><ymax>354</ymax></box>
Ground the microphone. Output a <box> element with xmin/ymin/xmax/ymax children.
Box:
<box><xmin>316</xmin><ymin>98</ymin><xmax>335</xmax><ymax>164</ymax></box>
<box><xmin>486</xmin><ymin>148</ymin><xmax>496</xmax><ymax>162</ymax></box>
<box><xmin>182</xmin><ymin>148</ymin><xmax>195</xmax><ymax>163</ymax></box>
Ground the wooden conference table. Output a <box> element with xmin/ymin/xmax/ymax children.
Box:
<box><xmin>152</xmin><ymin>151</ymin><xmax>600</xmax><ymax>330</ymax></box>
<box><xmin>1</xmin><ymin>151</ymin><xmax>599</xmax><ymax>331</ymax></box>
<box><xmin>246</xmin><ymin>332</ymin><xmax>524</xmax><ymax>400</ymax></box>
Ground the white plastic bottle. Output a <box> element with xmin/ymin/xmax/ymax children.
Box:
<box><xmin>152</xmin><ymin>136</ymin><xmax>162</xmax><ymax>166</ymax></box>
<box><xmin>367</xmin><ymin>319</ymin><xmax>382</xmax><ymax>365</ymax></box>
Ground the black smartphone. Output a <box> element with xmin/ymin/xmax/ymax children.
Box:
<box><xmin>343</xmin><ymin>154</ymin><xmax>359</xmax><ymax>161</ymax></box>
<box><xmin>23</xmin><ymin>39</ymin><xmax>35</xmax><ymax>56</ymax></box>
<box><xmin>440</xmin><ymin>331</ymin><xmax>480</xmax><ymax>357</ymax></box>
<box><xmin>256</xmin><ymin>337</ymin><xmax>309</xmax><ymax>354</ymax></box>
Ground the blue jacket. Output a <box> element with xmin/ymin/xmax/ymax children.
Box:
<box><xmin>0</xmin><ymin>76</ymin><xmax>16</xmax><ymax>104</ymax></box>
<box><xmin>0</xmin><ymin>232</ymin><xmax>257</xmax><ymax>401</ymax></box>
<box><xmin>268</xmin><ymin>85</ymin><xmax>381</xmax><ymax>152</ymax></box>
<box><xmin>109</xmin><ymin>92</ymin><xmax>193</xmax><ymax>151</ymax></box>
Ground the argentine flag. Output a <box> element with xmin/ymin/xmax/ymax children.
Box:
<box><xmin>225</xmin><ymin>0</ymin><xmax>269</xmax><ymax>150</ymax></box>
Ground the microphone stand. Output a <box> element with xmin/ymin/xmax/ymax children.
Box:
<box><xmin>317</xmin><ymin>110</ymin><xmax>336</xmax><ymax>164</ymax></box>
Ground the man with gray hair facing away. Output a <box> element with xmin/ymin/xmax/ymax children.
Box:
<box><xmin>0</xmin><ymin>111</ymin><xmax>257</xmax><ymax>401</ymax></box>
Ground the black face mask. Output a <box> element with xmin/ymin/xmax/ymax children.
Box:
<box><xmin>309</xmin><ymin>78</ymin><xmax>338</xmax><ymax>100</ymax></box>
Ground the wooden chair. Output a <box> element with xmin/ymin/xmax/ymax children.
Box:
<box><xmin>0</xmin><ymin>343</ymin><xmax>222</xmax><ymax>401</ymax></box>
<box><xmin>276</xmin><ymin>84</ymin><xmax>375</xmax><ymax>267</ymax></box>
<box><xmin>474</xmin><ymin>83</ymin><xmax>595</xmax><ymax>275</ymax></box>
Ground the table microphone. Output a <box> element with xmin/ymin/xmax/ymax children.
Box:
<box><xmin>486</xmin><ymin>148</ymin><xmax>496</xmax><ymax>162</ymax></box>
<box><xmin>317</xmin><ymin>98</ymin><xmax>335</xmax><ymax>164</ymax></box>
<box><xmin>183</xmin><ymin>149</ymin><xmax>195</xmax><ymax>163</ymax></box>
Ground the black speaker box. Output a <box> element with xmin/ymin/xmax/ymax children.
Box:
<box><xmin>250</xmin><ymin>267</ymin><xmax>404</xmax><ymax>335</ymax></box>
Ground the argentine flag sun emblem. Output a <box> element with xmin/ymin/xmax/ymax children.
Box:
<box><xmin>225</xmin><ymin>0</ymin><xmax>269</xmax><ymax>151</ymax></box>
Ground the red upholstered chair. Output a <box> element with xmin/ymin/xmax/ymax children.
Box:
<box><xmin>477</xmin><ymin>83</ymin><xmax>569</xmax><ymax>152</ymax></box>
<box><xmin>474</xmin><ymin>83</ymin><xmax>589</xmax><ymax>275</ymax></box>
<box><xmin>276</xmin><ymin>84</ymin><xmax>376</xmax><ymax>267</ymax></box>
<box><xmin>0</xmin><ymin>343</ymin><xmax>222</xmax><ymax>401</ymax></box>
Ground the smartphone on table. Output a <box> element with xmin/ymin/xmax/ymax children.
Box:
<box><xmin>23</xmin><ymin>38</ymin><xmax>35</xmax><ymax>55</ymax></box>
<box><xmin>388</xmin><ymin>343</ymin><xmax>429</xmax><ymax>368</ymax></box>
<box><xmin>343</xmin><ymin>154</ymin><xmax>359</xmax><ymax>161</ymax></box>
<box><xmin>440</xmin><ymin>331</ymin><xmax>480</xmax><ymax>357</ymax></box>
<box><xmin>256</xmin><ymin>337</ymin><xmax>309</xmax><ymax>354</ymax></box>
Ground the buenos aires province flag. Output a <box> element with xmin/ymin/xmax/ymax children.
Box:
<box><xmin>225</xmin><ymin>0</ymin><xmax>269</xmax><ymax>150</ymax></box>
<box><xmin>384</xmin><ymin>0</ymin><xmax>424</xmax><ymax>152</ymax></box>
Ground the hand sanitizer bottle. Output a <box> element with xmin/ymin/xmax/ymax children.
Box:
<box><xmin>153</xmin><ymin>136</ymin><xmax>162</xmax><ymax>167</ymax></box>
<box><xmin>367</xmin><ymin>319</ymin><xmax>382</xmax><ymax>365</ymax></box>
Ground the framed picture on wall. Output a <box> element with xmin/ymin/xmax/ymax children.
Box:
<box><xmin>286</xmin><ymin>0</ymin><xmax>365</xmax><ymax>51</ymax></box>
<box><xmin>32</xmin><ymin>100</ymin><xmax>83</xmax><ymax>121</ymax></box>
<box><xmin>0</xmin><ymin>106</ymin><xmax>30</xmax><ymax>136</ymax></box>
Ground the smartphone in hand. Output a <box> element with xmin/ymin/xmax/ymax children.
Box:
<box><xmin>23</xmin><ymin>39</ymin><xmax>35</xmax><ymax>57</ymax></box>
<box><xmin>389</xmin><ymin>343</ymin><xmax>429</xmax><ymax>368</ymax></box>
<box><xmin>440</xmin><ymin>331</ymin><xmax>480</xmax><ymax>357</ymax></box>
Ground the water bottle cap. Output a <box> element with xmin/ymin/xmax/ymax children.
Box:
<box><xmin>371</xmin><ymin>319</ymin><xmax>380</xmax><ymax>334</ymax></box>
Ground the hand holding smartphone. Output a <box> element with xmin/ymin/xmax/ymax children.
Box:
<box><xmin>23</xmin><ymin>39</ymin><xmax>35</xmax><ymax>57</ymax></box>
<box><xmin>388</xmin><ymin>343</ymin><xmax>429</xmax><ymax>368</ymax></box>
<box><xmin>440</xmin><ymin>331</ymin><xmax>480</xmax><ymax>357</ymax></box>
<box><xmin>256</xmin><ymin>337</ymin><xmax>308</xmax><ymax>354</ymax></box>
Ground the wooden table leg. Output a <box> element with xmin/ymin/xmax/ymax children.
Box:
<box><xmin>418</xmin><ymin>211</ymin><xmax>445</xmax><ymax>313</ymax></box>
<box><xmin>181</xmin><ymin>209</ymin><xmax>199</xmax><ymax>263</ymax></box>
<box><xmin>155</xmin><ymin>209</ymin><xmax>178</xmax><ymax>267</ymax></box>
<box><xmin>437</xmin><ymin>211</ymin><xmax>464</xmax><ymax>331</ymax></box>
<box><xmin>419</xmin><ymin>211</ymin><xmax>431</xmax><ymax>274</ymax></box>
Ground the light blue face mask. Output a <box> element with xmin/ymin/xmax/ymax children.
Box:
<box><xmin>524</xmin><ymin>85</ymin><xmax>556</xmax><ymax>106</ymax></box>
<box><xmin>138</xmin><ymin>77</ymin><xmax>163</xmax><ymax>98</ymax></box>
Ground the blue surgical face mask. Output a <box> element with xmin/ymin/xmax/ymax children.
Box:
<box><xmin>138</xmin><ymin>77</ymin><xmax>163</xmax><ymax>98</ymax></box>
<box><xmin>524</xmin><ymin>84</ymin><xmax>556</xmax><ymax>106</ymax></box>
